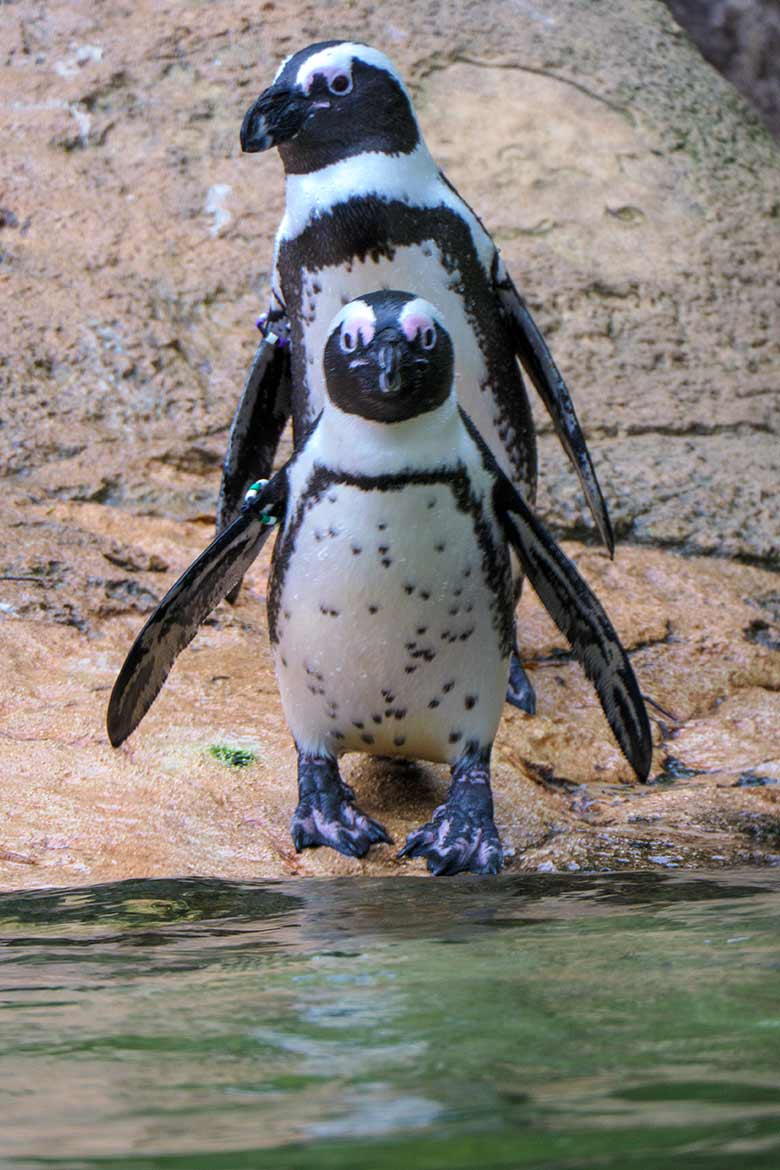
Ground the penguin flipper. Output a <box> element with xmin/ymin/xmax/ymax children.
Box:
<box><xmin>217</xmin><ymin>317</ymin><xmax>291</xmax><ymax>535</ymax></box>
<box><xmin>494</xmin><ymin>474</ymin><xmax>651</xmax><ymax>782</ymax></box>
<box><xmin>107</xmin><ymin>475</ymin><xmax>287</xmax><ymax>748</ymax></box>
<box><xmin>494</xmin><ymin>266</ymin><xmax>614</xmax><ymax>558</ymax></box>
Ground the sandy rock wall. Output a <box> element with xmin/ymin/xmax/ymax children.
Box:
<box><xmin>3</xmin><ymin>0</ymin><xmax>779</xmax><ymax>560</ymax></box>
<box><xmin>1</xmin><ymin>0</ymin><xmax>779</xmax><ymax>887</ymax></box>
<box><xmin>666</xmin><ymin>0</ymin><xmax>780</xmax><ymax>137</ymax></box>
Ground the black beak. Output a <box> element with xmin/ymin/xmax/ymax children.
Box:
<box><xmin>240</xmin><ymin>84</ymin><xmax>310</xmax><ymax>153</ymax></box>
<box><xmin>375</xmin><ymin>334</ymin><xmax>405</xmax><ymax>395</ymax></box>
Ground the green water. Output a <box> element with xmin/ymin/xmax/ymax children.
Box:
<box><xmin>1</xmin><ymin>872</ymin><xmax>779</xmax><ymax>1170</ymax></box>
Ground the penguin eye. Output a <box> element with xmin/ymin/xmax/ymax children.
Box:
<box><xmin>421</xmin><ymin>325</ymin><xmax>437</xmax><ymax>350</ymax></box>
<box><xmin>340</xmin><ymin>328</ymin><xmax>358</xmax><ymax>353</ymax></box>
<box><xmin>328</xmin><ymin>73</ymin><xmax>352</xmax><ymax>96</ymax></box>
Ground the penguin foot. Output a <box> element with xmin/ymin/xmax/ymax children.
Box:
<box><xmin>398</xmin><ymin>774</ymin><xmax>503</xmax><ymax>876</ymax></box>
<box><xmin>505</xmin><ymin>652</ymin><xmax>536</xmax><ymax>714</ymax></box>
<box><xmin>291</xmin><ymin>796</ymin><xmax>391</xmax><ymax>858</ymax></box>
<box><xmin>291</xmin><ymin>753</ymin><xmax>391</xmax><ymax>859</ymax></box>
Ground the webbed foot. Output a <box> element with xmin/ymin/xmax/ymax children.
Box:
<box><xmin>399</xmin><ymin>750</ymin><xmax>502</xmax><ymax>875</ymax></box>
<box><xmin>291</xmin><ymin>754</ymin><xmax>391</xmax><ymax>858</ymax></box>
<box><xmin>399</xmin><ymin>804</ymin><xmax>502</xmax><ymax>875</ymax></box>
<box><xmin>505</xmin><ymin>650</ymin><xmax>536</xmax><ymax>714</ymax></box>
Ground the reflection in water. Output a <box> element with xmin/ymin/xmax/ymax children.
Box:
<box><xmin>0</xmin><ymin>872</ymin><xmax>779</xmax><ymax>1168</ymax></box>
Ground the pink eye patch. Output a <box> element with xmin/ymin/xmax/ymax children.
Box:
<box><xmin>400</xmin><ymin>310</ymin><xmax>434</xmax><ymax>342</ymax></box>
<box><xmin>301</xmin><ymin>64</ymin><xmax>351</xmax><ymax>95</ymax></box>
<box><xmin>341</xmin><ymin>304</ymin><xmax>375</xmax><ymax>346</ymax></box>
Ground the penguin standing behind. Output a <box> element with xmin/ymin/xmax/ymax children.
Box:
<box><xmin>109</xmin><ymin>293</ymin><xmax>651</xmax><ymax>876</ymax></box>
<box><xmin>220</xmin><ymin>41</ymin><xmax>614</xmax><ymax>713</ymax></box>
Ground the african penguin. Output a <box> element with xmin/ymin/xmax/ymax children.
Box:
<box><xmin>219</xmin><ymin>40</ymin><xmax>614</xmax><ymax>712</ymax></box>
<box><xmin>108</xmin><ymin>292</ymin><xmax>652</xmax><ymax>877</ymax></box>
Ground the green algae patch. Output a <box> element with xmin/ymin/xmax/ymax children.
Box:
<box><xmin>208</xmin><ymin>743</ymin><xmax>257</xmax><ymax>768</ymax></box>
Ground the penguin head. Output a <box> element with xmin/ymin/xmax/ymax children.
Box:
<box><xmin>323</xmin><ymin>292</ymin><xmax>454</xmax><ymax>424</ymax></box>
<box><xmin>240</xmin><ymin>42</ymin><xmax>420</xmax><ymax>173</ymax></box>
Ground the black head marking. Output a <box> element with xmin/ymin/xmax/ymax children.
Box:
<box><xmin>241</xmin><ymin>42</ymin><xmax>419</xmax><ymax>172</ymax></box>
<box><xmin>324</xmin><ymin>291</ymin><xmax>454</xmax><ymax>423</ymax></box>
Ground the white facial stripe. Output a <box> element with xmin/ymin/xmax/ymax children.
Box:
<box><xmin>273</xmin><ymin>52</ymin><xmax>294</xmax><ymax>83</ymax></box>
<box><xmin>399</xmin><ymin>298</ymin><xmax>444</xmax><ymax>341</ymax></box>
<box><xmin>331</xmin><ymin>299</ymin><xmax>376</xmax><ymax>346</ymax></box>
<box><xmin>294</xmin><ymin>42</ymin><xmax>406</xmax><ymax>96</ymax></box>
<box><xmin>301</xmin><ymin>61</ymin><xmax>351</xmax><ymax>96</ymax></box>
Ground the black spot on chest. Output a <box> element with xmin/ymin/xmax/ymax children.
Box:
<box><xmin>267</xmin><ymin>463</ymin><xmax>514</xmax><ymax>655</ymax></box>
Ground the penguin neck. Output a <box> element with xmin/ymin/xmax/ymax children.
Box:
<box><xmin>281</xmin><ymin>140</ymin><xmax>441</xmax><ymax>241</ymax></box>
<box><xmin>312</xmin><ymin>392</ymin><xmax>462</xmax><ymax>478</ymax></box>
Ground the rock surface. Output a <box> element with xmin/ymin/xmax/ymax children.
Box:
<box><xmin>665</xmin><ymin>0</ymin><xmax>780</xmax><ymax>137</ymax></box>
<box><xmin>1</xmin><ymin>0</ymin><xmax>779</xmax><ymax>888</ymax></box>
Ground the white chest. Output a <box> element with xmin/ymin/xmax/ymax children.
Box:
<box><xmin>270</xmin><ymin>477</ymin><xmax>511</xmax><ymax>764</ymax></box>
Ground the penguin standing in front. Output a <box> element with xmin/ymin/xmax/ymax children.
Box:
<box><xmin>220</xmin><ymin>41</ymin><xmax>614</xmax><ymax>714</ymax></box>
<box><xmin>109</xmin><ymin>292</ymin><xmax>651</xmax><ymax>876</ymax></box>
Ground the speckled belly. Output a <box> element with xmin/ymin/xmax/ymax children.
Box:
<box><xmin>270</xmin><ymin>481</ymin><xmax>511</xmax><ymax>763</ymax></box>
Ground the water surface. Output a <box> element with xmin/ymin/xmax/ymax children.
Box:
<box><xmin>1</xmin><ymin>871</ymin><xmax>779</xmax><ymax>1169</ymax></box>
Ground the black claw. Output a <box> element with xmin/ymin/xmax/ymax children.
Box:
<box><xmin>367</xmin><ymin>820</ymin><xmax>393</xmax><ymax>846</ymax></box>
<box><xmin>333</xmin><ymin>831</ymin><xmax>367</xmax><ymax>859</ymax></box>
<box><xmin>427</xmin><ymin>851</ymin><xmax>461</xmax><ymax>877</ymax></box>
<box><xmin>397</xmin><ymin>829</ymin><xmax>432</xmax><ymax>860</ymax></box>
